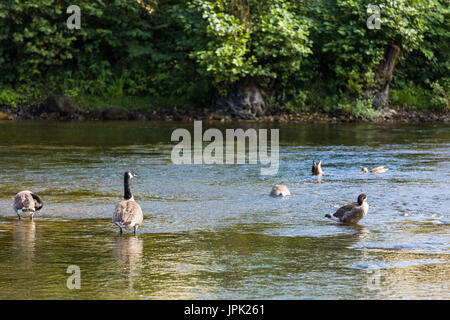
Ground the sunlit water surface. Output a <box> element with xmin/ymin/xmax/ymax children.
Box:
<box><xmin>0</xmin><ymin>121</ymin><xmax>448</xmax><ymax>299</ymax></box>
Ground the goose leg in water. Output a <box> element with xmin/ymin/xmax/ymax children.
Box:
<box><xmin>133</xmin><ymin>226</ymin><xmax>138</xmax><ymax>235</ymax></box>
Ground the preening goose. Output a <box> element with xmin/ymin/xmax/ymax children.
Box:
<box><xmin>13</xmin><ymin>190</ymin><xmax>43</xmax><ymax>220</ymax></box>
<box><xmin>312</xmin><ymin>160</ymin><xmax>323</xmax><ymax>175</ymax></box>
<box><xmin>325</xmin><ymin>194</ymin><xmax>369</xmax><ymax>224</ymax></box>
<box><xmin>113</xmin><ymin>171</ymin><xmax>143</xmax><ymax>235</ymax></box>
<box><xmin>270</xmin><ymin>185</ymin><xmax>291</xmax><ymax>197</ymax></box>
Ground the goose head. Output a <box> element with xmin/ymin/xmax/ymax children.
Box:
<box><xmin>357</xmin><ymin>194</ymin><xmax>368</xmax><ymax>205</ymax></box>
<box><xmin>125</xmin><ymin>171</ymin><xmax>137</xmax><ymax>179</ymax></box>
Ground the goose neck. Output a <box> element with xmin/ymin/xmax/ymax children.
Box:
<box><xmin>124</xmin><ymin>175</ymin><xmax>133</xmax><ymax>200</ymax></box>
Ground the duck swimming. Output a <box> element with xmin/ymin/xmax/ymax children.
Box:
<box><xmin>325</xmin><ymin>194</ymin><xmax>369</xmax><ymax>224</ymax></box>
<box><xmin>361</xmin><ymin>166</ymin><xmax>388</xmax><ymax>174</ymax></box>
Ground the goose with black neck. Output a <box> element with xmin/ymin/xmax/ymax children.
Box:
<box><xmin>112</xmin><ymin>171</ymin><xmax>143</xmax><ymax>235</ymax></box>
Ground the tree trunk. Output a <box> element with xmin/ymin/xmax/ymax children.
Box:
<box><xmin>371</xmin><ymin>44</ymin><xmax>401</xmax><ymax>109</ymax></box>
<box><xmin>215</xmin><ymin>82</ymin><xmax>267</xmax><ymax>120</ymax></box>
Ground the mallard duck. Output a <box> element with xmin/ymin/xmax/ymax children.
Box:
<box><xmin>113</xmin><ymin>171</ymin><xmax>144</xmax><ymax>235</ymax></box>
<box><xmin>312</xmin><ymin>160</ymin><xmax>323</xmax><ymax>175</ymax></box>
<box><xmin>325</xmin><ymin>194</ymin><xmax>369</xmax><ymax>224</ymax></box>
<box><xmin>361</xmin><ymin>166</ymin><xmax>388</xmax><ymax>174</ymax></box>
<box><xmin>270</xmin><ymin>185</ymin><xmax>291</xmax><ymax>197</ymax></box>
<box><xmin>13</xmin><ymin>190</ymin><xmax>43</xmax><ymax>220</ymax></box>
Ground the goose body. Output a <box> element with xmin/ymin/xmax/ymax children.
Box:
<box><xmin>325</xmin><ymin>194</ymin><xmax>369</xmax><ymax>224</ymax></box>
<box><xmin>312</xmin><ymin>160</ymin><xmax>323</xmax><ymax>175</ymax></box>
<box><xmin>113</xmin><ymin>171</ymin><xmax>143</xmax><ymax>234</ymax></box>
<box><xmin>361</xmin><ymin>166</ymin><xmax>388</xmax><ymax>174</ymax></box>
<box><xmin>13</xmin><ymin>190</ymin><xmax>43</xmax><ymax>220</ymax></box>
<box><xmin>270</xmin><ymin>185</ymin><xmax>291</xmax><ymax>197</ymax></box>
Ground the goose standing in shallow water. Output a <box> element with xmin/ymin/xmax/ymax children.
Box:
<box><xmin>325</xmin><ymin>194</ymin><xmax>369</xmax><ymax>224</ymax></box>
<box><xmin>270</xmin><ymin>185</ymin><xmax>291</xmax><ymax>197</ymax></box>
<box><xmin>113</xmin><ymin>171</ymin><xmax>143</xmax><ymax>235</ymax></box>
<box><xmin>13</xmin><ymin>190</ymin><xmax>43</xmax><ymax>220</ymax></box>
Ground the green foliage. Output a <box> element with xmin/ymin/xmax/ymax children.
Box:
<box><xmin>350</xmin><ymin>98</ymin><xmax>382</xmax><ymax>119</ymax></box>
<box><xmin>390</xmin><ymin>84</ymin><xmax>432</xmax><ymax>110</ymax></box>
<box><xmin>0</xmin><ymin>0</ymin><xmax>212</xmax><ymax>107</ymax></box>
<box><xmin>391</xmin><ymin>81</ymin><xmax>450</xmax><ymax>112</ymax></box>
<box><xmin>191</xmin><ymin>0</ymin><xmax>254</xmax><ymax>89</ymax></box>
<box><xmin>191</xmin><ymin>0</ymin><xmax>311</xmax><ymax>93</ymax></box>
<box><xmin>76</xmin><ymin>94</ymin><xmax>154</xmax><ymax>111</ymax></box>
<box><xmin>305</xmin><ymin>0</ymin><xmax>438</xmax><ymax>94</ymax></box>
<box><xmin>430</xmin><ymin>80</ymin><xmax>450</xmax><ymax>111</ymax></box>
<box><xmin>0</xmin><ymin>88</ymin><xmax>21</xmax><ymax>107</ymax></box>
<box><xmin>0</xmin><ymin>0</ymin><xmax>448</xmax><ymax>114</ymax></box>
<box><xmin>391</xmin><ymin>0</ymin><xmax>449</xmax><ymax>111</ymax></box>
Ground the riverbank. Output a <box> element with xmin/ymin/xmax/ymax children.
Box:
<box><xmin>0</xmin><ymin>95</ymin><xmax>448</xmax><ymax>123</ymax></box>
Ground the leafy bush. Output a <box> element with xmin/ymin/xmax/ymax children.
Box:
<box><xmin>0</xmin><ymin>0</ymin><xmax>448</xmax><ymax>114</ymax></box>
<box><xmin>430</xmin><ymin>81</ymin><xmax>450</xmax><ymax>111</ymax></box>
<box><xmin>0</xmin><ymin>0</ymin><xmax>212</xmax><ymax>107</ymax></box>
<box><xmin>390</xmin><ymin>85</ymin><xmax>431</xmax><ymax>110</ymax></box>
<box><xmin>191</xmin><ymin>0</ymin><xmax>311</xmax><ymax>94</ymax></box>
<box><xmin>0</xmin><ymin>88</ymin><xmax>21</xmax><ymax>107</ymax></box>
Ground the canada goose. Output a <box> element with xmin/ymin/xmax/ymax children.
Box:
<box><xmin>113</xmin><ymin>171</ymin><xmax>143</xmax><ymax>235</ymax></box>
<box><xmin>270</xmin><ymin>185</ymin><xmax>291</xmax><ymax>197</ymax></box>
<box><xmin>325</xmin><ymin>194</ymin><xmax>369</xmax><ymax>224</ymax></box>
<box><xmin>361</xmin><ymin>166</ymin><xmax>388</xmax><ymax>174</ymax></box>
<box><xmin>312</xmin><ymin>160</ymin><xmax>323</xmax><ymax>175</ymax></box>
<box><xmin>13</xmin><ymin>190</ymin><xmax>43</xmax><ymax>220</ymax></box>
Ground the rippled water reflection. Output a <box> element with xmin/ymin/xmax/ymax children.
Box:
<box><xmin>0</xmin><ymin>121</ymin><xmax>448</xmax><ymax>299</ymax></box>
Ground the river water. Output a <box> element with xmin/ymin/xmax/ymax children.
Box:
<box><xmin>0</xmin><ymin>121</ymin><xmax>448</xmax><ymax>299</ymax></box>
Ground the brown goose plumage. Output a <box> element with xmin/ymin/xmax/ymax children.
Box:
<box><xmin>325</xmin><ymin>194</ymin><xmax>369</xmax><ymax>224</ymax></box>
<box><xmin>13</xmin><ymin>190</ymin><xmax>43</xmax><ymax>220</ymax></box>
<box><xmin>113</xmin><ymin>171</ymin><xmax>143</xmax><ymax>234</ymax></box>
<box><xmin>113</xmin><ymin>200</ymin><xmax>143</xmax><ymax>232</ymax></box>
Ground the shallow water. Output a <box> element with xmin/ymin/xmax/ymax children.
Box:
<box><xmin>0</xmin><ymin>120</ymin><xmax>448</xmax><ymax>299</ymax></box>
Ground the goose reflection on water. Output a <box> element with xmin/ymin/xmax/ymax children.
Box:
<box><xmin>114</xmin><ymin>235</ymin><xmax>144</xmax><ymax>285</ymax></box>
<box><xmin>12</xmin><ymin>220</ymin><xmax>36</xmax><ymax>267</ymax></box>
<box><xmin>348</xmin><ymin>224</ymin><xmax>371</xmax><ymax>240</ymax></box>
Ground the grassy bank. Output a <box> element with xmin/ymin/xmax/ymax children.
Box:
<box><xmin>1</xmin><ymin>78</ymin><xmax>449</xmax><ymax>117</ymax></box>
<box><xmin>0</xmin><ymin>84</ymin><xmax>448</xmax><ymax>123</ymax></box>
